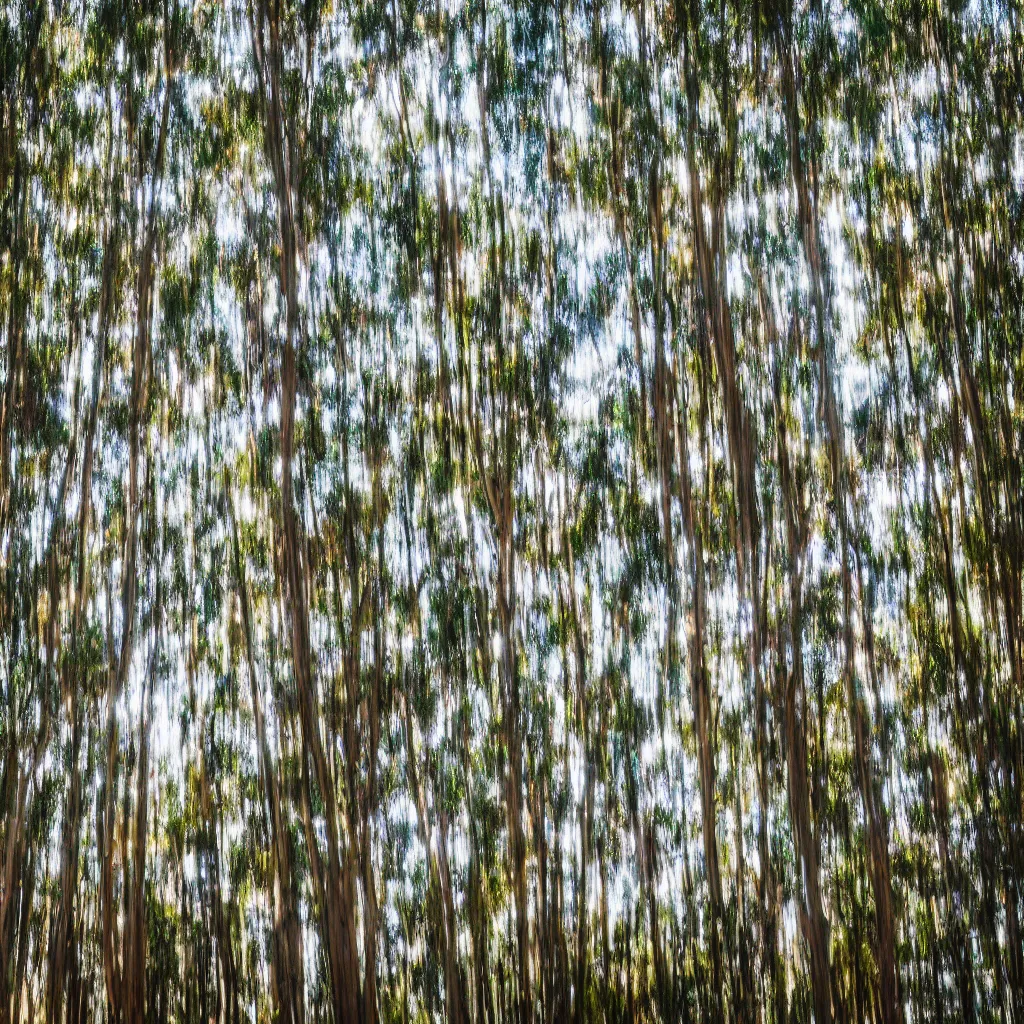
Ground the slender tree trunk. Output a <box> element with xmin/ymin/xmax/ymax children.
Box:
<box><xmin>230</xmin><ymin>489</ymin><xmax>305</xmax><ymax>1024</ymax></box>
<box><xmin>769</xmin><ymin>295</ymin><xmax>833</xmax><ymax>1024</ymax></box>
<box><xmin>774</xmin><ymin>29</ymin><xmax>899</xmax><ymax>1023</ymax></box>
<box><xmin>249</xmin><ymin>6</ymin><xmax>363</xmax><ymax>1019</ymax></box>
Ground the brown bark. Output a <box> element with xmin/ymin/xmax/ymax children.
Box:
<box><xmin>403</xmin><ymin>697</ymin><xmax>471</xmax><ymax>1024</ymax></box>
<box><xmin>98</xmin><ymin>53</ymin><xmax>172</xmax><ymax>1023</ymax></box>
<box><xmin>467</xmin><ymin>26</ymin><xmax>532</xmax><ymax>1014</ymax></box>
<box><xmin>46</xmin><ymin>210</ymin><xmax>115</xmax><ymax>1024</ymax></box>
<box><xmin>673</xmin><ymin>348</ymin><xmax>725</xmax><ymax>1016</ymax></box>
<box><xmin>230</xmin><ymin>490</ymin><xmax>305</xmax><ymax>1024</ymax></box>
<box><xmin>773</xmin><ymin>25</ymin><xmax>899</xmax><ymax>1023</ymax></box>
<box><xmin>249</xmin><ymin>4</ymin><xmax>363</xmax><ymax>1020</ymax></box>
<box><xmin>681</xmin><ymin>21</ymin><xmax>773</xmax><ymax>1015</ymax></box>
<box><xmin>767</xmin><ymin>290</ymin><xmax>833</xmax><ymax>1024</ymax></box>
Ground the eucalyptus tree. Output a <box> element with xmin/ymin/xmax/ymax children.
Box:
<box><xmin>2</xmin><ymin>0</ymin><xmax>1024</xmax><ymax>1021</ymax></box>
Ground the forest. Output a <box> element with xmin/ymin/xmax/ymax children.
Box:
<box><xmin>1</xmin><ymin>0</ymin><xmax>1022</xmax><ymax>1020</ymax></box>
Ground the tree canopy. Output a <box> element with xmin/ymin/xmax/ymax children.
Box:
<box><xmin>1</xmin><ymin>0</ymin><xmax>1023</xmax><ymax>1021</ymax></box>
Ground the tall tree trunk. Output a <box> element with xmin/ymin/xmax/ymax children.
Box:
<box><xmin>230</xmin><ymin>488</ymin><xmax>305</xmax><ymax>1024</ymax></box>
<box><xmin>249</xmin><ymin>5</ymin><xmax>363</xmax><ymax>1019</ymax></box>
<box><xmin>773</xmin><ymin>25</ymin><xmax>899</xmax><ymax>1023</ymax></box>
<box><xmin>768</xmin><ymin>291</ymin><xmax>833</xmax><ymax>1024</ymax></box>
